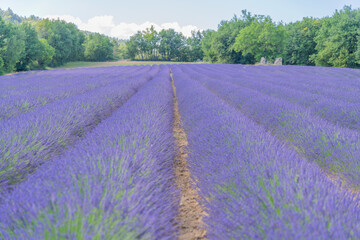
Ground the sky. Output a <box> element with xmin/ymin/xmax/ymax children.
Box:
<box><xmin>1</xmin><ymin>0</ymin><xmax>360</xmax><ymax>39</ymax></box>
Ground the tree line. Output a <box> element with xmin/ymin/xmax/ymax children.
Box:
<box><xmin>0</xmin><ymin>8</ymin><xmax>120</xmax><ymax>74</ymax></box>
<box><xmin>124</xmin><ymin>5</ymin><xmax>360</xmax><ymax>68</ymax></box>
<box><xmin>126</xmin><ymin>26</ymin><xmax>203</xmax><ymax>62</ymax></box>
<box><xmin>1</xmin><ymin>5</ymin><xmax>360</xmax><ymax>75</ymax></box>
<box><xmin>201</xmin><ymin>6</ymin><xmax>360</xmax><ymax>68</ymax></box>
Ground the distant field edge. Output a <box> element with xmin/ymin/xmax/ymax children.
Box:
<box><xmin>47</xmin><ymin>60</ymin><xmax>205</xmax><ymax>70</ymax></box>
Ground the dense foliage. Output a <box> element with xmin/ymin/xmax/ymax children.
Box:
<box><xmin>311</xmin><ymin>6</ymin><xmax>360</xmax><ymax>68</ymax></box>
<box><xmin>1</xmin><ymin>5</ymin><xmax>360</xmax><ymax>73</ymax></box>
<box><xmin>83</xmin><ymin>33</ymin><xmax>114</xmax><ymax>61</ymax></box>
<box><xmin>202</xmin><ymin>6</ymin><xmax>360</xmax><ymax>68</ymax></box>
<box><xmin>0</xmin><ymin>9</ymin><xmax>118</xmax><ymax>74</ymax></box>
<box><xmin>233</xmin><ymin>16</ymin><xmax>286</xmax><ymax>62</ymax></box>
<box><xmin>202</xmin><ymin>10</ymin><xmax>258</xmax><ymax>64</ymax></box>
<box><xmin>125</xmin><ymin>5</ymin><xmax>360</xmax><ymax>68</ymax></box>
<box><xmin>126</xmin><ymin>26</ymin><xmax>204</xmax><ymax>62</ymax></box>
<box><xmin>114</xmin><ymin>5</ymin><xmax>359</xmax><ymax>67</ymax></box>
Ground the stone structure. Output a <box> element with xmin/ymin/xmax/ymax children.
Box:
<box><xmin>260</xmin><ymin>57</ymin><xmax>267</xmax><ymax>64</ymax></box>
<box><xmin>274</xmin><ymin>57</ymin><xmax>283</xmax><ymax>65</ymax></box>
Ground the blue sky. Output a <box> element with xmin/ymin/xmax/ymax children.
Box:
<box><xmin>1</xmin><ymin>0</ymin><xmax>359</xmax><ymax>39</ymax></box>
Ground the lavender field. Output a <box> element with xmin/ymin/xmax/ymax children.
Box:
<box><xmin>1</xmin><ymin>64</ymin><xmax>360</xmax><ymax>239</ymax></box>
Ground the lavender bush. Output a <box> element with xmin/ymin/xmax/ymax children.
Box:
<box><xmin>0</xmin><ymin>66</ymin><xmax>150</xmax><ymax>120</ymax></box>
<box><xmin>0</xmin><ymin>66</ymin><xmax>178</xmax><ymax>239</ymax></box>
<box><xmin>191</xmin><ymin>64</ymin><xmax>360</xmax><ymax>130</ymax></box>
<box><xmin>0</xmin><ymin>65</ymin><xmax>160</xmax><ymax>191</ymax></box>
<box><xmin>1</xmin><ymin>63</ymin><xmax>360</xmax><ymax>239</ymax></box>
<box><xmin>172</xmin><ymin>65</ymin><xmax>360</xmax><ymax>239</ymax></box>
<box><xmin>177</xmin><ymin>64</ymin><xmax>360</xmax><ymax>186</ymax></box>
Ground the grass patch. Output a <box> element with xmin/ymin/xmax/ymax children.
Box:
<box><xmin>49</xmin><ymin>60</ymin><xmax>195</xmax><ymax>70</ymax></box>
<box><xmin>2</xmin><ymin>60</ymin><xmax>204</xmax><ymax>75</ymax></box>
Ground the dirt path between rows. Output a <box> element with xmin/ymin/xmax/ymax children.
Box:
<box><xmin>171</xmin><ymin>70</ymin><xmax>207</xmax><ymax>240</ymax></box>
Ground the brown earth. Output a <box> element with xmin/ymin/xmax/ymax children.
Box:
<box><xmin>326</xmin><ymin>172</ymin><xmax>360</xmax><ymax>203</ymax></box>
<box><xmin>171</xmin><ymin>70</ymin><xmax>208</xmax><ymax>240</ymax></box>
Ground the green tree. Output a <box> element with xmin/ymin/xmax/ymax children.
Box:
<box><xmin>0</xmin><ymin>57</ymin><xmax>3</xmax><ymax>74</ymax></box>
<box><xmin>67</xmin><ymin>23</ymin><xmax>85</xmax><ymax>61</ymax></box>
<box><xmin>142</xmin><ymin>26</ymin><xmax>159</xmax><ymax>60</ymax></box>
<box><xmin>233</xmin><ymin>16</ymin><xmax>286</xmax><ymax>62</ymax></box>
<box><xmin>36</xmin><ymin>19</ymin><xmax>85</xmax><ymax>66</ymax></box>
<box><xmin>83</xmin><ymin>33</ymin><xmax>114</xmax><ymax>61</ymax></box>
<box><xmin>126</xmin><ymin>33</ymin><xmax>141</xmax><ymax>60</ymax></box>
<box><xmin>201</xmin><ymin>30</ymin><xmax>217</xmax><ymax>62</ymax></box>
<box><xmin>131</xmin><ymin>31</ymin><xmax>148</xmax><ymax>60</ymax></box>
<box><xmin>283</xmin><ymin>18</ymin><xmax>321</xmax><ymax>65</ymax></box>
<box><xmin>0</xmin><ymin>17</ymin><xmax>8</xmax><ymax>74</ymax></box>
<box><xmin>16</xmin><ymin>23</ymin><xmax>43</xmax><ymax>71</ymax></box>
<box><xmin>126</xmin><ymin>26</ymin><xmax>205</xmax><ymax>62</ymax></box>
<box><xmin>2</xmin><ymin>23</ymin><xmax>25</xmax><ymax>72</ymax></box>
<box><xmin>158</xmin><ymin>29</ymin><xmax>175</xmax><ymax>60</ymax></box>
<box><xmin>202</xmin><ymin>10</ymin><xmax>258</xmax><ymax>64</ymax></box>
<box><xmin>311</xmin><ymin>6</ymin><xmax>360</xmax><ymax>68</ymax></box>
<box><xmin>0</xmin><ymin>17</ymin><xmax>26</xmax><ymax>73</ymax></box>
<box><xmin>186</xmin><ymin>30</ymin><xmax>204</xmax><ymax>62</ymax></box>
<box><xmin>158</xmin><ymin>29</ymin><xmax>185</xmax><ymax>61</ymax></box>
<box><xmin>37</xmin><ymin>39</ymin><xmax>55</xmax><ymax>68</ymax></box>
<box><xmin>116</xmin><ymin>43</ymin><xmax>128</xmax><ymax>59</ymax></box>
<box><xmin>0</xmin><ymin>8</ymin><xmax>22</xmax><ymax>24</ymax></box>
<box><xmin>111</xmin><ymin>39</ymin><xmax>128</xmax><ymax>59</ymax></box>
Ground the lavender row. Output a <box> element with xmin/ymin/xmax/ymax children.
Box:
<box><xmin>0</xmin><ymin>65</ymin><xmax>160</xmax><ymax>191</ymax></box>
<box><xmin>179</xmin><ymin>65</ymin><xmax>360</xmax><ymax>186</ymax></box>
<box><xmin>195</xmin><ymin>64</ymin><xmax>353</xmax><ymax>105</ymax></box>
<box><xmin>0</xmin><ymin>66</ymin><xmax>144</xmax><ymax>97</ymax></box>
<box><xmin>0</xmin><ymin>66</ymin><xmax>150</xmax><ymax>120</ymax></box>
<box><xmin>191</xmin><ymin>65</ymin><xmax>360</xmax><ymax>131</ymax></box>
<box><xmin>0</xmin><ymin>67</ymin><xmax>178</xmax><ymax>239</ymax></box>
<box><xmin>0</xmin><ymin>66</ymin><xmax>136</xmax><ymax>96</ymax></box>
<box><xmin>201</xmin><ymin>64</ymin><xmax>360</xmax><ymax>99</ymax></box>
<box><xmin>198</xmin><ymin>64</ymin><xmax>360</xmax><ymax>104</ymax></box>
<box><xmin>172</xmin><ymin>66</ymin><xmax>360</xmax><ymax>239</ymax></box>
<box><xmin>236</xmin><ymin>79</ymin><xmax>360</xmax><ymax>131</ymax></box>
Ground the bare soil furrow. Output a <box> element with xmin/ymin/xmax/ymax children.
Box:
<box><xmin>171</xmin><ymin>70</ymin><xmax>207</xmax><ymax>240</ymax></box>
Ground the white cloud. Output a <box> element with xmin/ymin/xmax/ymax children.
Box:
<box><xmin>45</xmin><ymin>15</ymin><xmax>200</xmax><ymax>39</ymax></box>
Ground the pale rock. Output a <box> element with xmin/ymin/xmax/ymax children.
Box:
<box><xmin>274</xmin><ymin>57</ymin><xmax>283</xmax><ymax>65</ymax></box>
<box><xmin>260</xmin><ymin>57</ymin><xmax>267</xmax><ymax>64</ymax></box>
